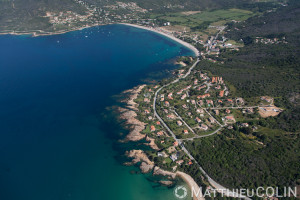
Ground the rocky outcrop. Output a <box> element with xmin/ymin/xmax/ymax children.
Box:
<box><xmin>145</xmin><ymin>136</ymin><xmax>159</xmax><ymax>150</ymax></box>
<box><xmin>125</xmin><ymin>150</ymin><xmax>154</xmax><ymax>165</ymax></box>
<box><xmin>125</xmin><ymin>150</ymin><xmax>154</xmax><ymax>174</ymax></box>
<box><xmin>119</xmin><ymin>85</ymin><xmax>147</xmax><ymax>142</ymax></box>
<box><xmin>153</xmin><ymin>166</ymin><xmax>176</xmax><ymax>179</ymax></box>
<box><xmin>140</xmin><ymin>162</ymin><xmax>154</xmax><ymax>173</ymax></box>
<box><xmin>159</xmin><ymin>180</ymin><xmax>174</xmax><ymax>186</ymax></box>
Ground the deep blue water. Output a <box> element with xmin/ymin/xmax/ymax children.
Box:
<box><xmin>0</xmin><ymin>24</ymin><xmax>193</xmax><ymax>200</ymax></box>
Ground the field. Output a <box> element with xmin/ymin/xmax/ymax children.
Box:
<box><xmin>150</xmin><ymin>8</ymin><xmax>255</xmax><ymax>29</ymax></box>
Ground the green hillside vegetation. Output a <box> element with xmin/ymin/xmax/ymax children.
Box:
<box><xmin>0</xmin><ymin>0</ymin><xmax>285</xmax><ymax>32</ymax></box>
<box><xmin>200</xmin><ymin>0</ymin><xmax>300</xmax><ymax>132</ymax></box>
<box><xmin>185</xmin><ymin>127</ymin><xmax>300</xmax><ymax>191</ymax></box>
<box><xmin>0</xmin><ymin>0</ymin><xmax>87</xmax><ymax>31</ymax></box>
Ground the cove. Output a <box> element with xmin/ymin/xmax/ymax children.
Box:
<box><xmin>0</xmin><ymin>24</ymin><xmax>194</xmax><ymax>200</ymax></box>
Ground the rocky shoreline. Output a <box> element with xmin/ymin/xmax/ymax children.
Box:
<box><xmin>117</xmin><ymin>84</ymin><xmax>205</xmax><ymax>199</ymax></box>
<box><xmin>118</xmin><ymin>85</ymin><xmax>147</xmax><ymax>142</ymax></box>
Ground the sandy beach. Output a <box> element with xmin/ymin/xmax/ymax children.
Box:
<box><xmin>176</xmin><ymin>171</ymin><xmax>205</xmax><ymax>200</ymax></box>
<box><xmin>121</xmin><ymin>23</ymin><xmax>200</xmax><ymax>57</ymax></box>
<box><xmin>1</xmin><ymin>23</ymin><xmax>200</xmax><ymax>57</ymax></box>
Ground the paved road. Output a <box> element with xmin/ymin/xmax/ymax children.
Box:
<box><xmin>153</xmin><ymin>58</ymin><xmax>251</xmax><ymax>200</ymax></box>
<box><xmin>172</xmin><ymin>109</ymin><xmax>196</xmax><ymax>134</ymax></box>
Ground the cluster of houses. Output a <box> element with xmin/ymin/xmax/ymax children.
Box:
<box><xmin>255</xmin><ymin>37</ymin><xmax>287</xmax><ymax>44</ymax></box>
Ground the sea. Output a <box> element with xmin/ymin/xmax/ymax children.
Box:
<box><xmin>0</xmin><ymin>24</ymin><xmax>194</xmax><ymax>200</ymax></box>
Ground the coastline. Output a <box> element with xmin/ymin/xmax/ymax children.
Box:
<box><xmin>119</xmin><ymin>84</ymin><xmax>205</xmax><ymax>200</ymax></box>
<box><xmin>0</xmin><ymin>23</ymin><xmax>103</xmax><ymax>37</ymax></box>
<box><xmin>0</xmin><ymin>23</ymin><xmax>200</xmax><ymax>57</ymax></box>
<box><xmin>176</xmin><ymin>171</ymin><xmax>205</xmax><ymax>200</ymax></box>
<box><xmin>120</xmin><ymin>23</ymin><xmax>200</xmax><ymax>57</ymax></box>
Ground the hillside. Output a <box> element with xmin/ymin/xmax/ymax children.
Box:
<box><xmin>200</xmin><ymin>0</ymin><xmax>300</xmax><ymax>132</ymax></box>
<box><xmin>0</xmin><ymin>0</ymin><xmax>284</xmax><ymax>33</ymax></box>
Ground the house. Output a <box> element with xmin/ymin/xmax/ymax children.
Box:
<box><xmin>191</xmin><ymin>100</ymin><xmax>196</xmax><ymax>104</ymax></box>
<box><xmin>157</xmin><ymin>152</ymin><xmax>164</xmax><ymax>157</ymax></box>
<box><xmin>177</xmin><ymin>90</ymin><xmax>183</xmax><ymax>95</ymax></box>
<box><xmin>148</xmin><ymin>116</ymin><xmax>153</xmax><ymax>120</ymax></box>
<box><xmin>226</xmin><ymin>109</ymin><xmax>231</xmax><ymax>114</ymax></box>
<box><xmin>157</xmin><ymin>131</ymin><xmax>164</xmax><ymax>136</ymax></box>
<box><xmin>150</xmin><ymin>125</ymin><xmax>156</xmax><ymax>132</ymax></box>
<box><xmin>206</xmin><ymin>100</ymin><xmax>214</xmax><ymax>106</ymax></box>
<box><xmin>170</xmin><ymin>153</ymin><xmax>178</xmax><ymax>162</ymax></box>
<box><xmin>164</xmin><ymin>101</ymin><xmax>170</xmax><ymax>107</ymax></box>
<box><xmin>214</xmin><ymin>110</ymin><xmax>219</xmax><ymax>115</ymax></box>
<box><xmin>168</xmin><ymin>93</ymin><xmax>173</xmax><ymax>99</ymax></box>
<box><xmin>225</xmin><ymin>116</ymin><xmax>235</xmax><ymax>121</ymax></box>
<box><xmin>167</xmin><ymin>114</ymin><xmax>176</xmax><ymax>119</ymax></box>
<box><xmin>198</xmin><ymin>100</ymin><xmax>204</xmax><ymax>106</ymax></box>
<box><xmin>227</xmin><ymin>99</ymin><xmax>233</xmax><ymax>103</ymax></box>
<box><xmin>156</xmin><ymin>121</ymin><xmax>161</xmax><ymax>125</ymax></box>
<box><xmin>173</xmin><ymin>141</ymin><xmax>179</xmax><ymax>147</ymax></box>
<box><xmin>181</xmin><ymin>94</ymin><xmax>187</xmax><ymax>100</ymax></box>
<box><xmin>182</xmin><ymin>104</ymin><xmax>188</xmax><ymax>109</ymax></box>
<box><xmin>144</xmin><ymin>109</ymin><xmax>150</xmax><ymax>114</ymax></box>
<box><xmin>183</xmin><ymin>130</ymin><xmax>189</xmax><ymax>134</ymax></box>
<box><xmin>198</xmin><ymin>85</ymin><xmax>206</xmax><ymax>90</ymax></box>
<box><xmin>177</xmin><ymin>121</ymin><xmax>183</xmax><ymax>126</ymax></box>
<box><xmin>240</xmin><ymin>123</ymin><xmax>249</xmax><ymax>127</ymax></box>
<box><xmin>197</xmin><ymin>94</ymin><xmax>210</xmax><ymax>99</ymax></box>
<box><xmin>219</xmin><ymin>90</ymin><xmax>224</xmax><ymax>97</ymax></box>
<box><xmin>200</xmin><ymin>124</ymin><xmax>208</xmax><ymax>131</ymax></box>
<box><xmin>195</xmin><ymin>117</ymin><xmax>202</xmax><ymax>123</ymax></box>
<box><xmin>194</xmin><ymin>79</ymin><xmax>198</xmax><ymax>85</ymax></box>
<box><xmin>188</xmin><ymin>160</ymin><xmax>193</xmax><ymax>165</ymax></box>
<box><xmin>209</xmin><ymin>117</ymin><xmax>215</xmax><ymax>123</ymax></box>
<box><xmin>176</xmin><ymin>160</ymin><xmax>184</xmax><ymax>165</ymax></box>
<box><xmin>196</xmin><ymin>108</ymin><xmax>204</xmax><ymax>113</ymax></box>
<box><xmin>215</xmin><ymin>85</ymin><xmax>221</xmax><ymax>90</ymax></box>
<box><xmin>144</xmin><ymin>98</ymin><xmax>150</xmax><ymax>103</ymax></box>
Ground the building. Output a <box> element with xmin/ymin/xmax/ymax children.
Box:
<box><xmin>181</xmin><ymin>94</ymin><xmax>187</xmax><ymax>100</ymax></box>
<box><xmin>150</xmin><ymin>125</ymin><xmax>156</xmax><ymax>132</ymax></box>
<box><xmin>164</xmin><ymin>101</ymin><xmax>170</xmax><ymax>107</ymax></box>
<box><xmin>195</xmin><ymin>117</ymin><xmax>202</xmax><ymax>123</ymax></box>
<box><xmin>200</xmin><ymin>124</ymin><xmax>208</xmax><ymax>131</ymax></box>
<box><xmin>170</xmin><ymin>153</ymin><xmax>178</xmax><ymax>162</ymax></box>
<box><xmin>173</xmin><ymin>141</ymin><xmax>179</xmax><ymax>147</ymax></box>
<box><xmin>177</xmin><ymin>121</ymin><xmax>183</xmax><ymax>126</ymax></box>
<box><xmin>157</xmin><ymin>131</ymin><xmax>164</xmax><ymax>136</ymax></box>
<box><xmin>209</xmin><ymin>117</ymin><xmax>215</xmax><ymax>123</ymax></box>
<box><xmin>219</xmin><ymin>90</ymin><xmax>224</xmax><ymax>97</ymax></box>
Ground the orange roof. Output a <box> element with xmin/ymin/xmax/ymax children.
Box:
<box><xmin>150</xmin><ymin>125</ymin><xmax>155</xmax><ymax>131</ymax></box>
<box><xmin>156</xmin><ymin>121</ymin><xmax>161</xmax><ymax>125</ymax></box>
<box><xmin>173</xmin><ymin>141</ymin><xmax>178</xmax><ymax>146</ymax></box>
<box><xmin>219</xmin><ymin>90</ymin><xmax>224</xmax><ymax>97</ymax></box>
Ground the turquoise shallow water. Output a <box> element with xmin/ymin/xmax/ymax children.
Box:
<box><xmin>0</xmin><ymin>24</ymin><xmax>193</xmax><ymax>200</ymax></box>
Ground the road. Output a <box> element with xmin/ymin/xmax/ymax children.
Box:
<box><xmin>172</xmin><ymin>109</ymin><xmax>196</xmax><ymax>134</ymax></box>
<box><xmin>153</xmin><ymin>58</ymin><xmax>251</xmax><ymax>200</ymax></box>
